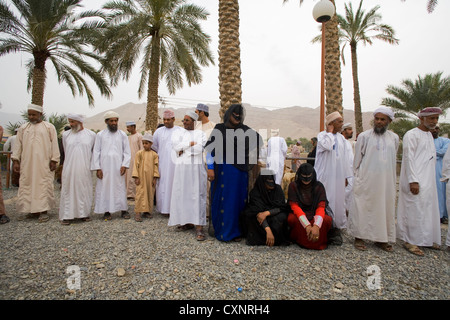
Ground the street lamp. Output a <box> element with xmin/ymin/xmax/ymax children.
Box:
<box><xmin>313</xmin><ymin>0</ymin><xmax>335</xmax><ymax>132</ymax></box>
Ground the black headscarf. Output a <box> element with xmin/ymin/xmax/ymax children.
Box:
<box><xmin>241</xmin><ymin>172</ymin><xmax>291</xmax><ymax>246</ymax></box>
<box><xmin>205</xmin><ymin>104</ymin><xmax>262</xmax><ymax>172</ymax></box>
<box><xmin>245</xmin><ymin>172</ymin><xmax>287</xmax><ymax>215</ymax></box>
<box><xmin>288</xmin><ymin>163</ymin><xmax>328</xmax><ymax>220</ymax></box>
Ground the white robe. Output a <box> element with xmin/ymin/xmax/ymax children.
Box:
<box><xmin>152</xmin><ymin>125</ymin><xmax>184</xmax><ymax>214</ymax></box>
<box><xmin>439</xmin><ymin>147</ymin><xmax>450</xmax><ymax>246</ymax></box>
<box><xmin>267</xmin><ymin>136</ymin><xmax>288</xmax><ymax>185</ymax></box>
<box><xmin>126</xmin><ymin>132</ymin><xmax>143</xmax><ymax>198</ymax></box>
<box><xmin>12</xmin><ymin>121</ymin><xmax>60</xmax><ymax>213</ymax></box>
<box><xmin>3</xmin><ymin>135</ymin><xmax>16</xmax><ymax>174</ymax></box>
<box><xmin>91</xmin><ymin>129</ymin><xmax>131</xmax><ymax>214</ymax></box>
<box><xmin>195</xmin><ymin>120</ymin><xmax>216</xmax><ymax>140</ymax></box>
<box><xmin>348</xmin><ymin>129</ymin><xmax>399</xmax><ymax>243</ymax></box>
<box><xmin>168</xmin><ymin>129</ymin><xmax>207</xmax><ymax>226</ymax></box>
<box><xmin>59</xmin><ymin>129</ymin><xmax>96</xmax><ymax>220</ymax></box>
<box><xmin>195</xmin><ymin>120</ymin><xmax>216</xmax><ymax>214</ymax></box>
<box><xmin>314</xmin><ymin>131</ymin><xmax>352</xmax><ymax>229</ymax></box>
<box><xmin>397</xmin><ymin>128</ymin><xmax>441</xmax><ymax>246</ymax></box>
<box><xmin>344</xmin><ymin>139</ymin><xmax>354</xmax><ymax>212</ymax></box>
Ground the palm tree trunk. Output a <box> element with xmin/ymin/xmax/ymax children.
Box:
<box><xmin>324</xmin><ymin>0</ymin><xmax>343</xmax><ymax>115</ymax></box>
<box><xmin>146</xmin><ymin>36</ymin><xmax>161</xmax><ymax>133</ymax></box>
<box><xmin>350</xmin><ymin>42</ymin><xmax>363</xmax><ymax>135</ymax></box>
<box><xmin>218</xmin><ymin>0</ymin><xmax>242</xmax><ymax>120</ymax></box>
<box><xmin>31</xmin><ymin>51</ymin><xmax>48</xmax><ymax>107</ymax></box>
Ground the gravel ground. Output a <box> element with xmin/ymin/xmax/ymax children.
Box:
<box><xmin>0</xmin><ymin>173</ymin><xmax>449</xmax><ymax>302</ymax></box>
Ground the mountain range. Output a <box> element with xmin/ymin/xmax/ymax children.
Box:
<box><xmin>1</xmin><ymin>102</ymin><xmax>374</xmax><ymax>140</ymax></box>
<box><xmin>82</xmin><ymin>102</ymin><xmax>374</xmax><ymax>141</ymax></box>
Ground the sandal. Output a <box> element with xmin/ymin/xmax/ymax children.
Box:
<box><xmin>0</xmin><ymin>215</ymin><xmax>10</xmax><ymax>224</ymax></box>
<box><xmin>38</xmin><ymin>213</ymin><xmax>49</xmax><ymax>223</ymax></box>
<box><xmin>428</xmin><ymin>243</ymin><xmax>441</xmax><ymax>250</ymax></box>
<box><xmin>60</xmin><ymin>219</ymin><xmax>71</xmax><ymax>225</ymax></box>
<box><xmin>177</xmin><ymin>224</ymin><xmax>194</xmax><ymax>231</ymax></box>
<box><xmin>404</xmin><ymin>243</ymin><xmax>424</xmax><ymax>256</ymax></box>
<box><xmin>25</xmin><ymin>213</ymin><xmax>40</xmax><ymax>219</ymax></box>
<box><xmin>121</xmin><ymin>211</ymin><xmax>130</xmax><ymax>219</ymax></box>
<box><xmin>143</xmin><ymin>212</ymin><xmax>153</xmax><ymax>219</ymax></box>
<box><xmin>103</xmin><ymin>212</ymin><xmax>112</xmax><ymax>220</ymax></box>
<box><xmin>196</xmin><ymin>228</ymin><xmax>206</xmax><ymax>241</ymax></box>
<box><xmin>81</xmin><ymin>217</ymin><xmax>91</xmax><ymax>222</ymax></box>
<box><xmin>375</xmin><ymin>242</ymin><xmax>393</xmax><ymax>252</ymax></box>
<box><xmin>134</xmin><ymin>213</ymin><xmax>143</xmax><ymax>222</ymax></box>
<box><xmin>354</xmin><ymin>238</ymin><xmax>367</xmax><ymax>251</ymax></box>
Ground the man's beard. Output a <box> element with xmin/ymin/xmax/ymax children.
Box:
<box><xmin>29</xmin><ymin>118</ymin><xmax>41</xmax><ymax>124</ymax></box>
<box><xmin>373</xmin><ymin>125</ymin><xmax>388</xmax><ymax>135</ymax></box>
<box><xmin>71</xmin><ymin>124</ymin><xmax>82</xmax><ymax>133</ymax></box>
<box><xmin>107</xmin><ymin>123</ymin><xmax>118</xmax><ymax>132</ymax></box>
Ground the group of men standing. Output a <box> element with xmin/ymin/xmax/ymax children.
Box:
<box><xmin>315</xmin><ymin>106</ymin><xmax>449</xmax><ymax>255</ymax></box>
<box><xmin>7</xmin><ymin>105</ymin><xmax>133</xmax><ymax>224</ymax></box>
<box><xmin>1</xmin><ymin>102</ymin><xmax>449</xmax><ymax>254</ymax></box>
<box><xmin>1</xmin><ymin>102</ymin><xmax>218</xmax><ymax>241</ymax></box>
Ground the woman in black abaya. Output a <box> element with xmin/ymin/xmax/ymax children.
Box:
<box><xmin>241</xmin><ymin>171</ymin><xmax>290</xmax><ymax>246</ymax></box>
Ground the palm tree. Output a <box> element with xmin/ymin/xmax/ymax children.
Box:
<box><xmin>283</xmin><ymin>0</ymin><xmax>343</xmax><ymax>115</ymax></box>
<box><xmin>323</xmin><ymin>0</ymin><xmax>344</xmax><ymax>115</ymax></box>
<box><xmin>218</xmin><ymin>0</ymin><xmax>242</xmax><ymax>119</ymax></box>
<box><xmin>381</xmin><ymin>72</ymin><xmax>450</xmax><ymax>119</ymax></box>
<box><xmin>336</xmin><ymin>0</ymin><xmax>399</xmax><ymax>134</ymax></box>
<box><xmin>0</xmin><ymin>0</ymin><xmax>112</xmax><ymax>108</ymax></box>
<box><xmin>401</xmin><ymin>0</ymin><xmax>439</xmax><ymax>13</ymax></box>
<box><xmin>426</xmin><ymin>0</ymin><xmax>439</xmax><ymax>12</ymax></box>
<box><xmin>94</xmin><ymin>0</ymin><xmax>214</xmax><ymax>133</ymax></box>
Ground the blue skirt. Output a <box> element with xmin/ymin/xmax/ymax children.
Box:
<box><xmin>211</xmin><ymin>164</ymin><xmax>248</xmax><ymax>241</ymax></box>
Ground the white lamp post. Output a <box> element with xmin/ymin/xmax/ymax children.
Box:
<box><xmin>313</xmin><ymin>0</ymin><xmax>335</xmax><ymax>131</ymax></box>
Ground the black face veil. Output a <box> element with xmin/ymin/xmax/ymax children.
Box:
<box><xmin>223</xmin><ymin>104</ymin><xmax>246</xmax><ymax>128</ymax></box>
<box><xmin>296</xmin><ymin>163</ymin><xmax>317</xmax><ymax>186</ymax></box>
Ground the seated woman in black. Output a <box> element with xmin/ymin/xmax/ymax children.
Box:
<box><xmin>287</xmin><ymin>163</ymin><xmax>333</xmax><ymax>250</ymax></box>
<box><xmin>241</xmin><ymin>171</ymin><xmax>290</xmax><ymax>246</ymax></box>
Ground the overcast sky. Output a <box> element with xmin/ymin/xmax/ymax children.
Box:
<box><xmin>1</xmin><ymin>0</ymin><xmax>449</xmax><ymax>122</ymax></box>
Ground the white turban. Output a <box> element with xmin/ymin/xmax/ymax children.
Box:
<box><xmin>126</xmin><ymin>121</ymin><xmax>136</xmax><ymax>126</ymax></box>
<box><xmin>342</xmin><ymin>123</ymin><xmax>352</xmax><ymax>130</ymax></box>
<box><xmin>104</xmin><ymin>111</ymin><xmax>119</xmax><ymax>120</ymax></box>
<box><xmin>67</xmin><ymin>113</ymin><xmax>85</xmax><ymax>123</ymax></box>
<box><xmin>271</xmin><ymin>129</ymin><xmax>280</xmax><ymax>137</ymax></box>
<box><xmin>326</xmin><ymin>111</ymin><xmax>342</xmax><ymax>125</ymax></box>
<box><xmin>28</xmin><ymin>104</ymin><xmax>43</xmax><ymax>113</ymax></box>
<box><xmin>142</xmin><ymin>133</ymin><xmax>153</xmax><ymax>142</ymax></box>
<box><xmin>373</xmin><ymin>106</ymin><xmax>395</xmax><ymax>120</ymax></box>
<box><xmin>185</xmin><ymin>110</ymin><xmax>198</xmax><ymax>121</ymax></box>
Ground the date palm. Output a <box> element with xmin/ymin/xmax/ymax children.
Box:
<box><xmin>401</xmin><ymin>0</ymin><xmax>439</xmax><ymax>13</ymax></box>
<box><xmin>283</xmin><ymin>0</ymin><xmax>343</xmax><ymax>115</ymax></box>
<box><xmin>218</xmin><ymin>0</ymin><xmax>242</xmax><ymax>120</ymax></box>
<box><xmin>94</xmin><ymin>0</ymin><xmax>214</xmax><ymax>132</ymax></box>
<box><xmin>0</xmin><ymin>0</ymin><xmax>111</xmax><ymax>108</ymax></box>
<box><xmin>381</xmin><ymin>72</ymin><xmax>450</xmax><ymax>119</ymax></box>
<box><xmin>337</xmin><ymin>0</ymin><xmax>398</xmax><ymax>134</ymax></box>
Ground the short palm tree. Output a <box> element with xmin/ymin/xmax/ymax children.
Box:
<box><xmin>381</xmin><ymin>72</ymin><xmax>450</xmax><ymax>119</ymax></box>
<box><xmin>0</xmin><ymin>0</ymin><xmax>112</xmax><ymax>108</ymax></box>
<box><xmin>336</xmin><ymin>0</ymin><xmax>398</xmax><ymax>134</ymax></box>
<box><xmin>94</xmin><ymin>0</ymin><xmax>214</xmax><ymax>133</ymax></box>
